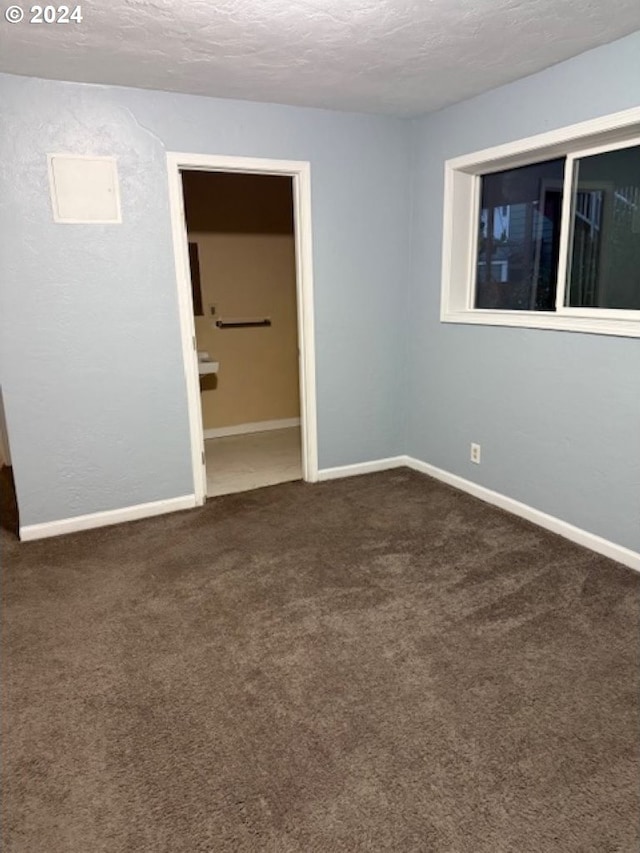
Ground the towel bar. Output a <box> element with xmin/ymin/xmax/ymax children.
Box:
<box><xmin>215</xmin><ymin>319</ymin><xmax>271</xmax><ymax>329</ymax></box>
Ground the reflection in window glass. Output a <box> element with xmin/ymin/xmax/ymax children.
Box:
<box><xmin>475</xmin><ymin>159</ymin><xmax>564</xmax><ymax>311</ymax></box>
<box><xmin>567</xmin><ymin>144</ymin><xmax>640</xmax><ymax>310</ymax></box>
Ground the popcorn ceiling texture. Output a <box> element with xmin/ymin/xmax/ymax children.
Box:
<box><xmin>1</xmin><ymin>0</ymin><xmax>639</xmax><ymax>115</ymax></box>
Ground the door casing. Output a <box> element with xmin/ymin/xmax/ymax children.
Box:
<box><xmin>166</xmin><ymin>152</ymin><xmax>319</xmax><ymax>503</ymax></box>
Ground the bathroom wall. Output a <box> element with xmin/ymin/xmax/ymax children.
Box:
<box><xmin>183</xmin><ymin>172</ymin><xmax>300</xmax><ymax>431</ymax></box>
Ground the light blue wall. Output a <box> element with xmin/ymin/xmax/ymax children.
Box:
<box><xmin>0</xmin><ymin>74</ymin><xmax>411</xmax><ymax>526</ymax></box>
<box><xmin>406</xmin><ymin>32</ymin><xmax>640</xmax><ymax>552</ymax></box>
<box><xmin>2</xmin><ymin>32</ymin><xmax>638</xmax><ymax>550</ymax></box>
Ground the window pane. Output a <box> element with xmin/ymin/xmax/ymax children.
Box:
<box><xmin>566</xmin><ymin>144</ymin><xmax>640</xmax><ymax>310</ymax></box>
<box><xmin>475</xmin><ymin>159</ymin><xmax>564</xmax><ymax>311</ymax></box>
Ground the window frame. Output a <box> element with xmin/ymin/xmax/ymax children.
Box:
<box><xmin>440</xmin><ymin>107</ymin><xmax>640</xmax><ymax>338</ymax></box>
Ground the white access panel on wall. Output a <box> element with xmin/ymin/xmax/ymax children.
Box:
<box><xmin>48</xmin><ymin>155</ymin><xmax>122</xmax><ymax>223</ymax></box>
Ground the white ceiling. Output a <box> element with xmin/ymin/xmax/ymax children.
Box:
<box><xmin>1</xmin><ymin>0</ymin><xmax>639</xmax><ymax>116</ymax></box>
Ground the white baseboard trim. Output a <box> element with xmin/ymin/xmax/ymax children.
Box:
<box><xmin>19</xmin><ymin>494</ymin><xmax>197</xmax><ymax>542</ymax></box>
<box><xmin>203</xmin><ymin>418</ymin><xmax>301</xmax><ymax>440</ymax></box>
<box><xmin>318</xmin><ymin>453</ymin><xmax>639</xmax><ymax>572</ymax></box>
<box><xmin>401</xmin><ymin>456</ymin><xmax>640</xmax><ymax>573</ymax></box>
<box><xmin>17</xmin><ymin>454</ymin><xmax>639</xmax><ymax>571</ymax></box>
<box><xmin>317</xmin><ymin>456</ymin><xmax>406</xmax><ymax>481</ymax></box>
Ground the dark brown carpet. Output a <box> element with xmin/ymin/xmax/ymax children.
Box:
<box><xmin>2</xmin><ymin>468</ymin><xmax>639</xmax><ymax>852</ymax></box>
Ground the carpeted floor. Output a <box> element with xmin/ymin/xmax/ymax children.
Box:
<box><xmin>2</xmin><ymin>467</ymin><xmax>639</xmax><ymax>852</ymax></box>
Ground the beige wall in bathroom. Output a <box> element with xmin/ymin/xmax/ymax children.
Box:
<box><xmin>182</xmin><ymin>172</ymin><xmax>300</xmax><ymax>431</ymax></box>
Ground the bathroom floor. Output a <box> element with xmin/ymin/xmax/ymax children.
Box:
<box><xmin>205</xmin><ymin>427</ymin><xmax>302</xmax><ymax>497</ymax></box>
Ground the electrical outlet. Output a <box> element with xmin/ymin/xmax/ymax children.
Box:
<box><xmin>470</xmin><ymin>443</ymin><xmax>481</xmax><ymax>464</ymax></box>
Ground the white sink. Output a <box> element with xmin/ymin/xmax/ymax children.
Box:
<box><xmin>197</xmin><ymin>352</ymin><xmax>219</xmax><ymax>375</ymax></box>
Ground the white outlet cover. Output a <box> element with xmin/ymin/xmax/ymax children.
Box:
<box><xmin>48</xmin><ymin>154</ymin><xmax>121</xmax><ymax>223</ymax></box>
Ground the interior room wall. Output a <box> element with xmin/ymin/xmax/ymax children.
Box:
<box><xmin>182</xmin><ymin>172</ymin><xmax>300</xmax><ymax>430</ymax></box>
<box><xmin>1</xmin><ymin>32</ymin><xmax>637</xmax><ymax>547</ymax></box>
<box><xmin>405</xmin><ymin>31</ymin><xmax>640</xmax><ymax>553</ymax></box>
<box><xmin>0</xmin><ymin>72</ymin><xmax>411</xmax><ymax>528</ymax></box>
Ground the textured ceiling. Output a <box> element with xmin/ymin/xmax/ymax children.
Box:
<box><xmin>1</xmin><ymin>0</ymin><xmax>639</xmax><ymax>116</ymax></box>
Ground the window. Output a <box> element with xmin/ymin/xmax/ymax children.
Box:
<box><xmin>440</xmin><ymin>108</ymin><xmax>640</xmax><ymax>337</ymax></box>
<box><xmin>475</xmin><ymin>158</ymin><xmax>563</xmax><ymax>312</ymax></box>
<box><xmin>564</xmin><ymin>143</ymin><xmax>640</xmax><ymax>311</ymax></box>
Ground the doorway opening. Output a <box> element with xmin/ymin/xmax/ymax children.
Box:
<box><xmin>167</xmin><ymin>154</ymin><xmax>318</xmax><ymax>503</ymax></box>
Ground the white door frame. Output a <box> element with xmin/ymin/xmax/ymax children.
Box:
<box><xmin>166</xmin><ymin>152</ymin><xmax>319</xmax><ymax>504</ymax></box>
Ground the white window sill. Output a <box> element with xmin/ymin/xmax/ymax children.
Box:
<box><xmin>441</xmin><ymin>310</ymin><xmax>640</xmax><ymax>338</ymax></box>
